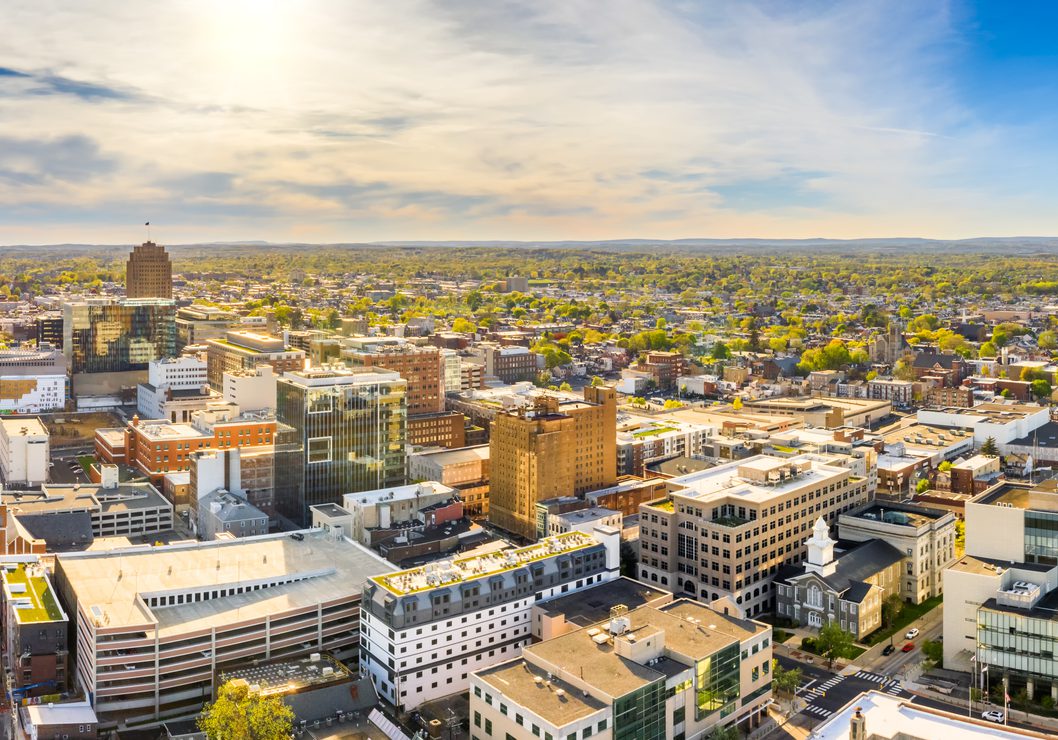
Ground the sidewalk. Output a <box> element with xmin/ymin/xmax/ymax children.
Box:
<box><xmin>906</xmin><ymin>683</ymin><xmax>1058</xmax><ymax>735</ymax></box>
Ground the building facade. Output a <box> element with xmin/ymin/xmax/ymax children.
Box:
<box><xmin>488</xmin><ymin>387</ymin><xmax>617</xmax><ymax>540</ymax></box>
<box><xmin>359</xmin><ymin>527</ymin><xmax>620</xmax><ymax>712</ymax></box>
<box><xmin>205</xmin><ymin>330</ymin><xmax>305</xmax><ymax>387</ymax></box>
<box><xmin>53</xmin><ymin>530</ymin><xmax>392</xmax><ymax>730</ymax></box>
<box><xmin>125</xmin><ymin>241</ymin><xmax>172</xmax><ymax>299</ymax></box>
<box><xmin>774</xmin><ymin>518</ymin><xmax>903</xmax><ymax>638</ymax></box>
<box><xmin>0</xmin><ymin>347</ymin><xmax>67</xmax><ymax>413</ymax></box>
<box><xmin>275</xmin><ymin>368</ymin><xmax>407</xmax><ymax>526</ymax></box>
<box><xmin>0</xmin><ymin>417</ymin><xmax>49</xmax><ymax>486</ymax></box>
<box><xmin>484</xmin><ymin>345</ymin><xmax>539</xmax><ymax>384</ymax></box>
<box><xmin>471</xmin><ymin>599</ymin><xmax>772</xmax><ymax>740</ymax></box>
<box><xmin>1</xmin><ymin>561</ymin><xmax>69</xmax><ymax>698</ymax></box>
<box><xmin>838</xmin><ymin>502</ymin><xmax>957</xmax><ymax>604</ymax></box>
<box><xmin>638</xmin><ymin>454</ymin><xmax>873</xmax><ymax>617</ymax></box>
<box><xmin>63</xmin><ymin>299</ymin><xmax>176</xmax><ymax>375</ymax></box>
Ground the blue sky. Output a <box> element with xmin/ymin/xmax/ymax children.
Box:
<box><xmin>1</xmin><ymin>0</ymin><xmax>1057</xmax><ymax>244</ymax></box>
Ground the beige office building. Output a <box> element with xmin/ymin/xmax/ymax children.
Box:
<box><xmin>639</xmin><ymin>454</ymin><xmax>872</xmax><ymax>617</ymax></box>
<box><xmin>488</xmin><ymin>386</ymin><xmax>617</xmax><ymax>540</ymax></box>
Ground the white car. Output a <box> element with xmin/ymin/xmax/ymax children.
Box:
<box><xmin>981</xmin><ymin>710</ymin><xmax>1004</xmax><ymax>723</ymax></box>
<box><xmin>905</xmin><ymin>628</ymin><xmax>920</xmax><ymax>640</ymax></box>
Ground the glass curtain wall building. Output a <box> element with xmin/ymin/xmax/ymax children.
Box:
<box><xmin>63</xmin><ymin>299</ymin><xmax>176</xmax><ymax>374</ymax></box>
<box><xmin>275</xmin><ymin>367</ymin><xmax>407</xmax><ymax>525</ymax></box>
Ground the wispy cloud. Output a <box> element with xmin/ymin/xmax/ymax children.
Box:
<box><xmin>0</xmin><ymin>0</ymin><xmax>1052</xmax><ymax>242</ymax></box>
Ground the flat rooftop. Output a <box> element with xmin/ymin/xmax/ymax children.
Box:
<box><xmin>57</xmin><ymin>529</ymin><xmax>393</xmax><ymax>635</ymax></box>
<box><xmin>536</xmin><ymin>577</ymin><xmax>670</xmax><ymax>628</ymax></box>
<box><xmin>221</xmin><ymin>652</ymin><xmax>351</xmax><ymax>697</ymax></box>
<box><xmin>373</xmin><ymin>530</ymin><xmax>598</xmax><ymax>596</ymax></box>
<box><xmin>1</xmin><ymin>562</ymin><xmax>66</xmax><ymax>624</ymax></box>
<box><xmin>813</xmin><ymin>691</ymin><xmax>1049</xmax><ymax>740</ymax></box>
<box><xmin>846</xmin><ymin>503</ymin><xmax>948</xmax><ymax>529</ymax></box>
<box><xmin>881</xmin><ymin>422</ymin><xmax>974</xmax><ymax>449</ymax></box>
<box><xmin>666</xmin><ymin>454</ymin><xmax>849</xmax><ymax>505</ymax></box>
<box><xmin>411</xmin><ymin>444</ymin><xmax>489</xmax><ymax>466</ymax></box>
<box><xmin>1009</xmin><ymin>421</ymin><xmax>1058</xmax><ymax>449</ymax></box>
<box><xmin>477</xmin><ymin>658</ymin><xmax>607</xmax><ymax>727</ymax></box>
<box><xmin>973</xmin><ymin>482</ymin><xmax>1034</xmax><ymax>509</ymax></box>
<box><xmin>526</xmin><ymin>600</ymin><xmax>763</xmax><ymax>699</ymax></box>
<box><xmin>3</xmin><ymin>482</ymin><xmax>170</xmax><ymax>514</ymax></box>
<box><xmin>0</xmin><ymin>417</ymin><xmax>48</xmax><ymax>437</ymax></box>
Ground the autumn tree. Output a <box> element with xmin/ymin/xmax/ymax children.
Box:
<box><xmin>199</xmin><ymin>681</ymin><xmax>294</xmax><ymax>740</ymax></box>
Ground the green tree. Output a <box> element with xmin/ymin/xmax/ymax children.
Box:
<box><xmin>771</xmin><ymin>659</ymin><xmax>802</xmax><ymax>697</ymax></box>
<box><xmin>979</xmin><ymin>341</ymin><xmax>998</xmax><ymax>358</ymax></box>
<box><xmin>937</xmin><ymin>460</ymin><xmax>952</xmax><ymax>473</ymax></box>
<box><xmin>558</xmin><ymin>381</ymin><xmax>573</xmax><ymax>392</ymax></box>
<box><xmin>981</xmin><ymin>437</ymin><xmax>999</xmax><ymax>457</ymax></box>
<box><xmin>882</xmin><ymin>593</ymin><xmax>904</xmax><ymax>629</ymax></box>
<box><xmin>710</xmin><ymin>342</ymin><xmax>731</xmax><ymax>360</ymax></box>
<box><xmin>590</xmin><ymin>375</ymin><xmax>604</xmax><ymax>387</ymax></box>
<box><xmin>1031</xmin><ymin>378</ymin><xmax>1052</xmax><ymax>400</ymax></box>
<box><xmin>922</xmin><ymin>639</ymin><xmax>943</xmax><ymax>666</ymax></box>
<box><xmin>916</xmin><ymin>478</ymin><xmax>930</xmax><ymax>494</ymax></box>
<box><xmin>1038</xmin><ymin>330</ymin><xmax>1058</xmax><ymax>350</ymax></box>
<box><xmin>816</xmin><ymin>622</ymin><xmax>856</xmax><ymax>669</ymax></box>
<box><xmin>199</xmin><ymin>681</ymin><xmax>294</xmax><ymax>740</ymax></box>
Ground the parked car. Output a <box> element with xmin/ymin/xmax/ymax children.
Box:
<box><xmin>882</xmin><ymin>644</ymin><xmax>896</xmax><ymax>656</ymax></box>
<box><xmin>981</xmin><ymin>710</ymin><xmax>1004</xmax><ymax>723</ymax></box>
<box><xmin>905</xmin><ymin>628</ymin><xmax>920</xmax><ymax>640</ymax></box>
<box><xmin>901</xmin><ymin>642</ymin><xmax>915</xmax><ymax>653</ymax></box>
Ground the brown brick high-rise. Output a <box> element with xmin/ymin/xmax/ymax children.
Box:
<box><xmin>488</xmin><ymin>386</ymin><xmax>617</xmax><ymax>540</ymax></box>
<box><xmin>126</xmin><ymin>241</ymin><xmax>173</xmax><ymax>299</ymax></box>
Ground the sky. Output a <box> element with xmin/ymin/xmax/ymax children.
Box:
<box><xmin>2</xmin><ymin>0</ymin><xmax>1058</xmax><ymax>245</ymax></box>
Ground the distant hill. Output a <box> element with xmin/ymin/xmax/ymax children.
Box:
<box><xmin>5</xmin><ymin>236</ymin><xmax>1058</xmax><ymax>256</ymax></box>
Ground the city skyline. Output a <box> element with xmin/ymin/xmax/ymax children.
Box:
<box><xmin>3</xmin><ymin>1</ymin><xmax>1058</xmax><ymax>244</ymax></box>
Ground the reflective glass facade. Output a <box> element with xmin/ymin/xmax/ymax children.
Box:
<box><xmin>275</xmin><ymin>372</ymin><xmax>407</xmax><ymax>525</ymax></box>
<box><xmin>978</xmin><ymin>607</ymin><xmax>1058</xmax><ymax>681</ymax></box>
<box><xmin>695</xmin><ymin>643</ymin><xmax>741</xmax><ymax>721</ymax></box>
<box><xmin>1024</xmin><ymin>511</ymin><xmax>1058</xmax><ymax>565</ymax></box>
<box><xmin>63</xmin><ymin>300</ymin><xmax>176</xmax><ymax>374</ymax></box>
<box><xmin>613</xmin><ymin>679</ymin><xmax>666</xmax><ymax>740</ymax></box>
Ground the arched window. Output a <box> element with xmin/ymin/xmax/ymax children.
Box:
<box><xmin>808</xmin><ymin>584</ymin><xmax>823</xmax><ymax>608</ymax></box>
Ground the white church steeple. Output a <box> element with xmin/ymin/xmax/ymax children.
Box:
<box><xmin>805</xmin><ymin>516</ymin><xmax>837</xmax><ymax>577</ymax></box>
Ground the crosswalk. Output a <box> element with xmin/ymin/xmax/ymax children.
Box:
<box><xmin>853</xmin><ymin>670</ymin><xmax>888</xmax><ymax>683</ymax></box>
<box><xmin>886</xmin><ymin>680</ymin><xmax>904</xmax><ymax>695</ymax></box>
<box><xmin>804</xmin><ymin>704</ymin><xmax>832</xmax><ymax>717</ymax></box>
<box><xmin>805</xmin><ymin>675</ymin><xmax>845</xmax><ymax>698</ymax></box>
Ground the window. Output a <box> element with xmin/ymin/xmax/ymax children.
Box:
<box><xmin>307</xmin><ymin>436</ymin><xmax>332</xmax><ymax>464</ymax></box>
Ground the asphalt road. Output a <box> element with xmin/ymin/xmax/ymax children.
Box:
<box><xmin>778</xmin><ymin>655</ymin><xmax>1040</xmax><ymax>733</ymax></box>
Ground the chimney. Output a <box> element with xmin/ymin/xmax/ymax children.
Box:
<box><xmin>849</xmin><ymin>706</ymin><xmax>865</xmax><ymax>740</ymax></box>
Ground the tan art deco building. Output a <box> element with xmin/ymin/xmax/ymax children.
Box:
<box><xmin>488</xmin><ymin>386</ymin><xmax>617</xmax><ymax>540</ymax></box>
<box><xmin>125</xmin><ymin>241</ymin><xmax>172</xmax><ymax>299</ymax></box>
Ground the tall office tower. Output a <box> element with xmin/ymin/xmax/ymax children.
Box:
<box><xmin>488</xmin><ymin>386</ymin><xmax>617</xmax><ymax>540</ymax></box>
<box><xmin>275</xmin><ymin>367</ymin><xmax>407</xmax><ymax>526</ymax></box>
<box><xmin>125</xmin><ymin>241</ymin><xmax>173</xmax><ymax>299</ymax></box>
<box><xmin>63</xmin><ymin>299</ymin><xmax>176</xmax><ymax>375</ymax></box>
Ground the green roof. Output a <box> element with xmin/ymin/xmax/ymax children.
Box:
<box><xmin>632</xmin><ymin>426</ymin><xmax>678</xmax><ymax>439</ymax></box>
<box><xmin>3</xmin><ymin>564</ymin><xmax>64</xmax><ymax>624</ymax></box>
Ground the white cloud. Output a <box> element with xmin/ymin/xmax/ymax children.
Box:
<box><xmin>0</xmin><ymin>0</ymin><xmax>1048</xmax><ymax>242</ymax></box>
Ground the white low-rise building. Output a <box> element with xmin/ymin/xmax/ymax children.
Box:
<box><xmin>359</xmin><ymin>527</ymin><xmax>620</xmax><ymax>711</ymax></box>
<box><xmin>917</xmin><ymin>403</ymin><xmax>1050</xmax><ymax>447</ymax></box>
<box><xmin>0</xmin><ymin>417</ymin><xmax>49</xmax><ymax>486</ymax></box>
<box><xmin>0</xmin><ymin>347</ymin><xmax>67</xmax><ymax>413</ymax></box>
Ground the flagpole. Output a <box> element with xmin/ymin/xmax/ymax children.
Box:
<box><xmin>969</xmin><ymin>655</ymin><xmax>975</xmax><ymax>717</ymax></box>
